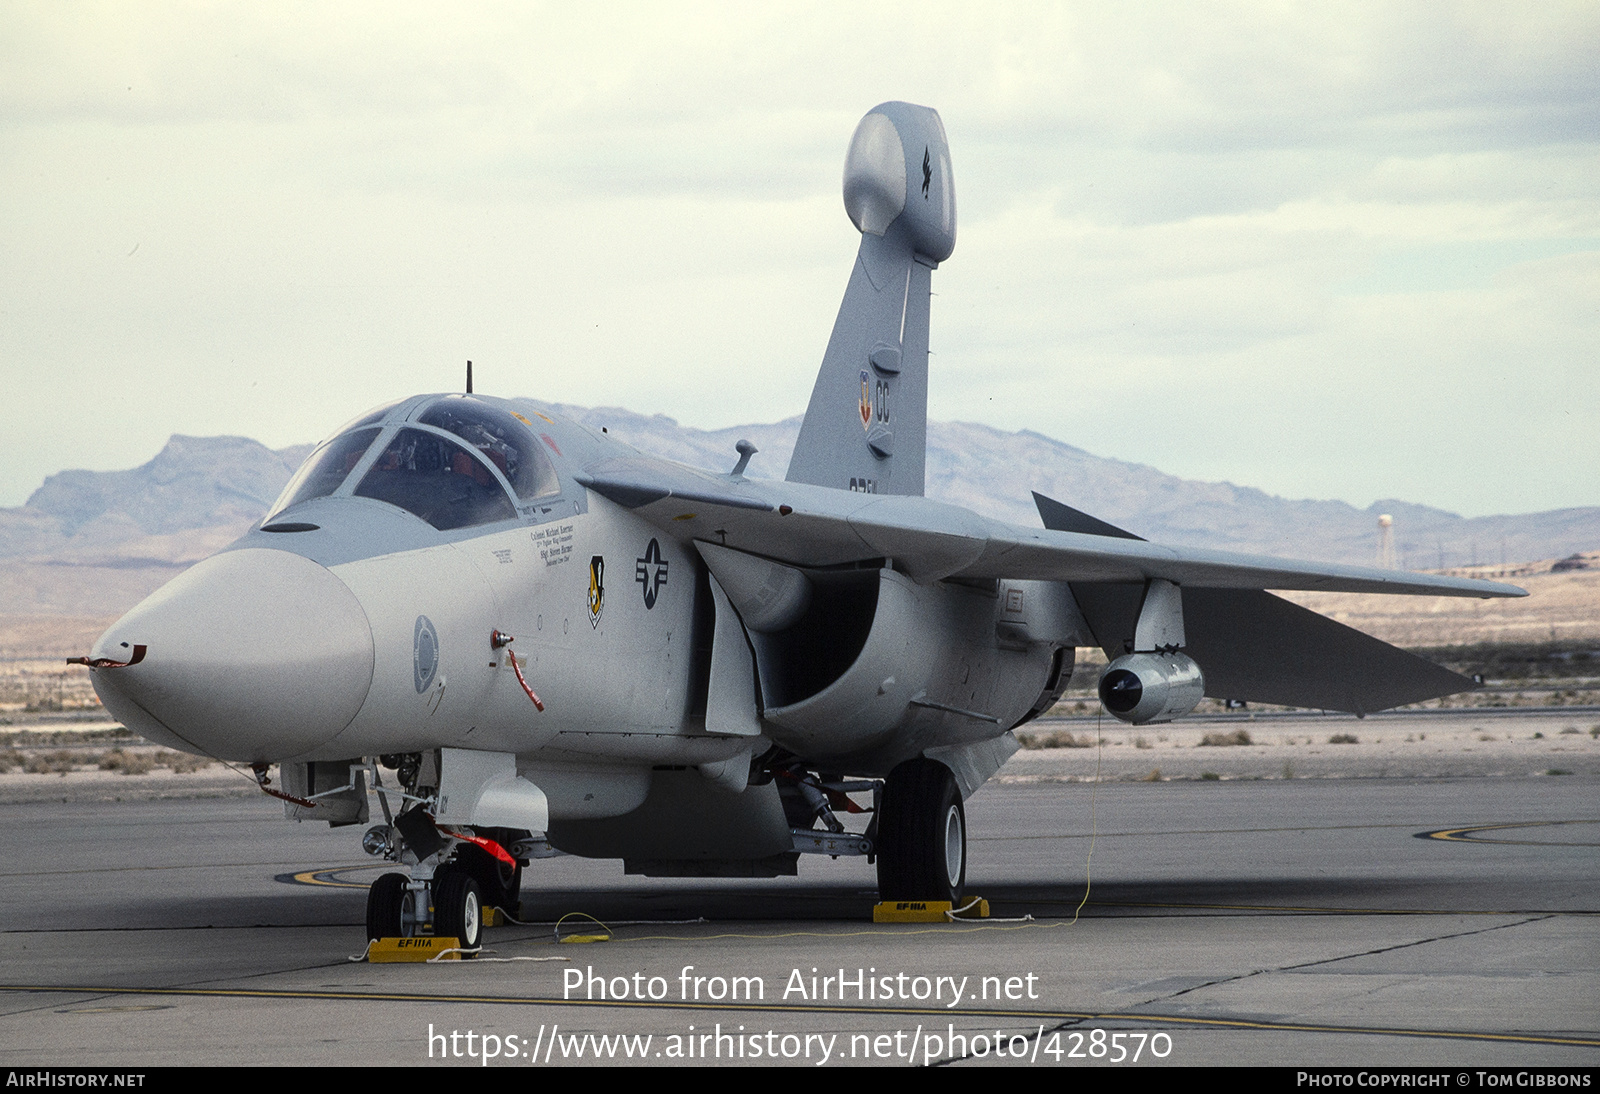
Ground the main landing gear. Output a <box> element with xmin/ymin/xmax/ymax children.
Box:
<box><xmin>874</xmin><ymin>758</ymin><xmax>966</xmax><ymax>904</ymax></box>
<box><xmin>764</xmin><ymin>751</ymin><xmax>967</xmax><ymax>904</ymax></box>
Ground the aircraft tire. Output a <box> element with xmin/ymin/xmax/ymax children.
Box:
<box><xmin>366</xmin><ymin>872</ymin><xmax>407</xmax><ymax>940</ymax></box>
<box><xmin>432</xmin><ymin>867</ymin><xmax>483</xmax><ymax>951</ymax></box>
<box><xmin>875</xmin><ymin>758</ymin><xmax>966</xmax><ymax>904</ymax></box>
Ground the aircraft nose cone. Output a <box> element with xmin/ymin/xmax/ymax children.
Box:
<box><xmin>89</xmin><ymin>548</ymin><xmax>374</xmax><ymax>762</ymax></box>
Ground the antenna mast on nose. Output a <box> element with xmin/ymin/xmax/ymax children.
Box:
<box><xmin>466</xmin><ymin>360</ymin><xmax>473</xmax><ymax>394</ymax></box>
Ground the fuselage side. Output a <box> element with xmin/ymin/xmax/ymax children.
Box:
<box><xmin>87</xmin><ymin>393</ymin><xmax>1064</xmax><ymax>828</ymax></box>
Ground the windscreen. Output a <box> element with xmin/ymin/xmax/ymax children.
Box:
<box><xmin>265</xmin><ymin>427</ymin><xmax>382</xmax><ymax>521</ymax></box>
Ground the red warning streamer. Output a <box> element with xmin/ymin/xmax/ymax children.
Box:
<box><xmin>250</xmin><ymin>762</ymin><xmax>316</xmax><ymax>808</ymax></box>
<box><xmin>491</xmin><ymin>630</ymin><xmax>544</xmax><ymax>712</ymax></box>
<box><xmin>437</xmin><ymin>825</ymin><xmax>518</xmax><ymax>867</ymax></box>
<box><xmin>67</xmin><ymin>645</ymin><xmax>147</xmax><ymax>669</ymax></box>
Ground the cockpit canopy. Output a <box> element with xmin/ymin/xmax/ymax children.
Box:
<box><xmin>265</xmin><ymin>395</ymin><xmax>560</xmax><ymax>531</ymax></box>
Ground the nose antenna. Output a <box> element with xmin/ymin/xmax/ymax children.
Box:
<box><xmin>466</xmin><ymin>359</ymin><xmax>473</xmax><ymax>394</ymax></box>
<box><xmin>67</xmin><ymin>644</ymin><xmax>146</xmax><ymax>668</ymax></box>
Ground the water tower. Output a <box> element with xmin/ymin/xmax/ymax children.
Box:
<box><xmin>1377</xmin><ymin>514</ymin><xmax>1397</xmax><ymax>569</ymax></box>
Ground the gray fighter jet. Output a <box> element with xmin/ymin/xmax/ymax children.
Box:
<box><xmin>80</xmin><ymin>102</ymin><xmax>1524</xmax><ymax>948</ymax></box>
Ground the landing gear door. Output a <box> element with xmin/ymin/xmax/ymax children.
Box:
<box><xmin>705</xmin><ymin>575</ymin><xmax>762</xmax><ymax>737</ymax></box>
<box><xmin>434</xmin><ymin>748</ymin><xmax>551</xmax><ymax>832</ymax></box>
<box><xmin>281</xmin><ymin>760</ymin><xmax>369</xmax><ymax>827</ymax></box>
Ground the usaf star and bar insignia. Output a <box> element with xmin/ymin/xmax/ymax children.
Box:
<box><xmin>635</xmin><ymin>538</ymin><xmax>669</xmax><ymax>609</ymax></box>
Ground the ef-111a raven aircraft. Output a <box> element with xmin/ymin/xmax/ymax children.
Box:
<box><xmin>81</xmin><ymin>102</ymin><xmax>1524</xmax><ymax>949</ymax></box>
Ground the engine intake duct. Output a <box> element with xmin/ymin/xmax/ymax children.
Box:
<box><xmin>697</xmin><ymin>541</ymin><xmax>880</xmax><ymax>710</ymax></box>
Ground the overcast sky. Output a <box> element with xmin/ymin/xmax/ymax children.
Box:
<box><xmin>3</xmin><ymin>3</ymin><xmax>1596</xmax><ymax>518</ymax></box>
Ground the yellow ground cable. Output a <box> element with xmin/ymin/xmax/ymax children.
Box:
<box><xmin>1068</xmin><ymin>705</ymin><xmax>1103</xmax><ymax>926</ymax></box>
<box><xmin>555</xmin><ymin>911</ymin><xmax>612</xmax><ymax>943</ymax></box>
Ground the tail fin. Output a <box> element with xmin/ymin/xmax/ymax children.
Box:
<box><xmin>785</xmin><ymin>102</ymin><xmax>956</xmax><ymax>497</ymax></box>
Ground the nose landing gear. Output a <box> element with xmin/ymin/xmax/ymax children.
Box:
<box><xmin>360</xmin><ymin>757</ymin><xmax>518</xmax><ymax>954</ymax></box>
<box><xmin>364</xmin><ymin>865</ymin><xmax>484</xmax><ymax>950</ymax></box>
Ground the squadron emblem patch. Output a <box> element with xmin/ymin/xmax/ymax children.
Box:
<box><xmin>587</xmin><ymin>555</ymin><xmax>605</xmax><ymax>628</ymax></box>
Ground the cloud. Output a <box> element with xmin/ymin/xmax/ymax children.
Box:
<box><xmin>2</xmin><ymin>2</ymin><xmax>1596</xmax><ymax>517</ymax></box>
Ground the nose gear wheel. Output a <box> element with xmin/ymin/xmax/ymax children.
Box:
<box><xmin>365</xmin><ymin>872</ymin><xmax>408</xmax><ymax>941</ymax></box>
<box><xmin>432</xmin><ymin>866</ymin><xmax>483</xmax><ymax>950</ymax></box>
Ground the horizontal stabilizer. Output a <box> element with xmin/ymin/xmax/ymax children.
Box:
<box><xmin>1032</xmin><ymin>491</ymin><xmax>1144</xmax><ymax>541</ymax></box>
<box><xmin>1070</xmin><ymin>583</ymin><xmax>1471</xmax><ymax>714</ymax></box>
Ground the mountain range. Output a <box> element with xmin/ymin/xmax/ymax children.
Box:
<box><xmin>4</xmin><ymin>405</ymin><xmax>1596</xmax><ymax>577</ymax></box>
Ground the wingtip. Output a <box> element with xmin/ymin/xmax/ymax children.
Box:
<box><xmin>1477</xmin><ymin>578</ymin><xmax>1531</xmax><ymax>599</ymax></box>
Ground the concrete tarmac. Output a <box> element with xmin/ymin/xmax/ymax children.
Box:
<box><xmin>0</xmin><ymin>734</ymin><xmax>1596</xmax><ymax>1067</ymax></box>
